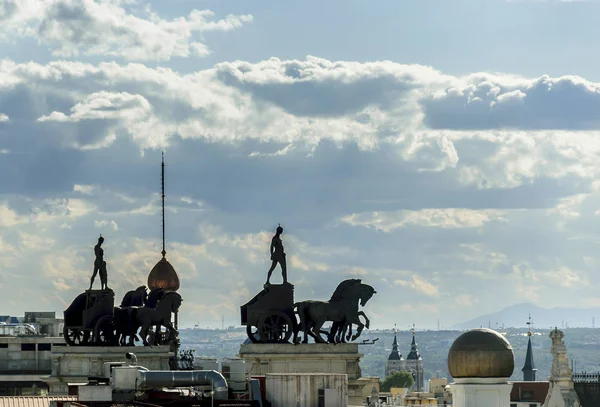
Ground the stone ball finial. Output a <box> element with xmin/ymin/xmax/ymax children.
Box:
<box><xmin>447</xmin><ymin>328</ymin><xmax>515</xmax><ymax>383</ymax></box>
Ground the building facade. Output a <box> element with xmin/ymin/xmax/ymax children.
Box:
<box><xmin>384</xmin><ymin>328</ymin><xmax>424</xmax><ymax>391</ymax></box>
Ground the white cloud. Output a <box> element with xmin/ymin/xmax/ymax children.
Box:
<box><xmin>0</xmin><ymin>0</ymin><xmax>252</xmax><ymax>61</ymax></box>
<box><xmin>455</xmin><ymin>294</ymin><xmax>475</xmax><ymax>307</ymax></box>
<box><xmin>94</xmin><ymin>219</ymin><xmax>118</xmax><ymax>231</ymax></box>
<box><xmin>394</xmin><ymin>275</ymin><xmax>440</xmax><ymax>298</ymax></box>
<box><xmin>0</xmin><ymin>112</ymin><xmax>8</xmax><ymax>122</ymax></box>
<box><xmin>341</xmin><ymin>208</ymin><xmax>507</xmax><ymax>231</ymax></box>
<box><xmin>3</xmin><ymin>42</ymin><xmax>600</xmax><ymax>329</ymax></box>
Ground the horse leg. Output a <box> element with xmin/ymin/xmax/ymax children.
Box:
<box><xmin>338</xmin><ymin>322</ymin><xmax>349</xmax><ymax>343</ymax></box>
<box><xmin>311</xmin><ymin>319</ymin><xmax>328</xmax><ymax>344</ymax></box>
<box><xmin>351</xmin><ymin>318</ymin><xmax>365</xmax><ymax>341</ymax></box>
<box><xmin>292</xmin><ymin>312</ymin><xmax>301</xmax><ymax>344</ymax></box>
<box><xmin>358</xmin><ymin>311</ymin><xmax>370</xmax><ymax>329</ymax></box>
<box><xmin>296</xmin><ymin>304</ymin><xmax>310</xmax><ymax>344</ymax></box>
<box><xmin>327</xmin><ymin>322</ymin><xmax>338</xmax><ymax>343</ymax></box>
<box><xmin>346</xmin><ymin>323</ymin><xmax>353</xmax><ymax>341</ymax></box>
<box><xmin>140</xmin><ymin>324</ymin><xmax>150</xmax><ymax>346</ymax></box>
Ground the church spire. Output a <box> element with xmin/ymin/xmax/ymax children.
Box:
<box><xmin>522</xmin><ymin>314</ymin><xmax>537</xmax><ymax>381</ymax></box>
<box><xmin>388</xmin><ymin>324</ymin><xmax>401</xmax><ymax>361</ymax></box>
<box><xmin>406</xmin><ymin>324</ymin><xmax>421</xmax><ymax>360</ymax></box>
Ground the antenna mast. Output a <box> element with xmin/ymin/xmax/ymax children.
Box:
<box><xmin>161</xmin><ymin>151</ymin><xmax>166</xmax><ymax>259</ymax></box>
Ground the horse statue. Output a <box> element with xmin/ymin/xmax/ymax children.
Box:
<box><xmin>120</xmin><ymin>286</ymin><xmax>148</xmax><ymax>307</ymax></box>
<box><xmin>293</xmin><ymin>279</ymin><xmax>376</xmax><ymax>344</ymax></box>
<box><xmin>115</xmin><ymin>288</ymin><xmax>164</xmax><ymax>346</ymax></box>
<box><xmin>132</xmin><ymin>291</ymin><xmax>182</xmax><ymax>346</ymax></box>
<box><xmin>327</xmin><ymin>316</ymin><xmax>371</xmax><ymax>344</ymax></box>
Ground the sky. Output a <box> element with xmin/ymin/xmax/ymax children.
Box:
<box><xmin>2</xmin><ymin>0</ymin><xmax>600</xmax><ymax>331</ymax></box>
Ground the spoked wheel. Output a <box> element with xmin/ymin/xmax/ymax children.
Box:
<box><xmin>246</xmin><ymin>325</ymin><xmax>260</xmax><ymax>343</ymax></box>
<box><xmin>258</xmin><ymin>311</ymin><xmax>293</xmax><ymax>343</ymax></box>
<box><xmin>94</xmin><ymin>315</ymin><xmax>118</xmax><ymax>346</ymax></box>
<box><xmin>64</xmin><ymin>326</ymin><xmax>91</xmax><ymax>346</ymax></box>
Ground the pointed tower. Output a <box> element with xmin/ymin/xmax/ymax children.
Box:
<box><xmin>148</xmin><ymin>152</ymin><xmax>181</xmax><ymax>294</ymax></box>
<box><xmin>405</xmin><ymin>324</ymin><xmax>424</xmax><ymax>391</ymax></box>
<box><xmin>543</xmin><ymin>327</ymin><xmax>581</xmax><ymax>407</ymax></box>
<box><xmin>385</xmin><ymin>325</ymin><xmax>404</xmax><ymax>376</ymax></box>
<box><xmin>522</xmin><ymin>314</ymin><xmax>537</xmax><ymax>381</ymax></box>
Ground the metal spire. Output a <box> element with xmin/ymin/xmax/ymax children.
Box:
<box><xmin>161</xmin><ymin>151</ymin><xmax>166</xmax><ymax>259</ymax></box>
<box><xmin>522</xmin><ymin>313</ymin><xmax>537</xmax><ymax>381</ymax></box>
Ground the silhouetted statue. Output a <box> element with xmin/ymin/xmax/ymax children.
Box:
<box><xmin>294</xmin><ymin>279</ymin><xmax>376</xmax><ymax>344</ymax></box>
<box><xmin>266</xmin><ymin>225</ymin><xmax>287</xmax><ymax>285</ymax></box>
<box><xmin>90</xmin><ymin>236</ymin><xmax>109</xmax><ymax>290</ymax></box>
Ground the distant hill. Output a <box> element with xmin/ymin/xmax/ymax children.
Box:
<box><xmin>452</xmin><ymin>302</ymin><xmax>600</xmax><ymax>330</ymax></box>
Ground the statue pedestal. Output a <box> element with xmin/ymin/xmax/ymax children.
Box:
<box><xmin>239</xmin><ymin>343</ymin><xmax>377</xmax><ymax>405</ymax></box>
<box><xmin>45</xmin><ymin>346</ymin><xmax>173</xmax><ymax>395</ymax></box>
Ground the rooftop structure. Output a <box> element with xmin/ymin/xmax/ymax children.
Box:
<box><xmin>147</xmin><ymin>152</ymin><xmax>180</xmax><ymax>293</ymax></box>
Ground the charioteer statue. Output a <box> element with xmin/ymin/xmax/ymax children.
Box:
<box><xmin>90</xmin><ymin>235</ymin><xmax>109</xmax><ymax>290</ymax></box>
<box><xmin>266</xmin><ymin>224</ymin><xmax>287</xmax><ymax>285</ymax></box>
<box><xmin>239</xmin><ymin>224</ymin><xmax>376</xmax><ymax>344</ymax></box>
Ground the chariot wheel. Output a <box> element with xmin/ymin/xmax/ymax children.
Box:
<box><xmin>63</xmin><ymin>326</ymin><xmax>91</xmax><ymax>346</ymax></box>
<box><xmin>94</xmin><ymin>315</ymin><xmax>118</xmax><ymax>346</ymax></box>
<box><xmin>258</xmin><ymin>311</ymin><xmax>293</xmax><ymax>343</ymax></box>
<box><xmin>246</xmin><ymin>325</ymin><xmax>260</xmax><ymax>343</ymax></box>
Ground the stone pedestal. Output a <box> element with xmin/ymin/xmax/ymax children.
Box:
<box><xmin>45</xmin><ymin>346</ymin><xmax>173</xmax><ymax>395</ymax></box>
<box><xmin>239</xmin><ymin>343</ymin><xmax>372</xmax><ymax>405</ymax></box>
<box><xmin>450</xmin><ymin>381</ymin><xmax>513</xmax><ymax>407</ymax></box>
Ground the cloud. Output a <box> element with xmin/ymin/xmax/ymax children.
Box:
<box><xmin>455</xmin><ymin>294</ymin><xmax>475</xmax><ymax>307</ymax></box>
<box><xmin>4</xmin><ymin>50</ymin><xmax>600</xmax><ymax>328</ymax></box>
<box><xmin>0</xmin><ymin>0</ymin><xmax>252</xmax><ymax>61</ymax></box>
<box><xmin>394</xmin><ymin>275</ymin><xmax>440</xmax><ymax>298</ymax></box>
<box><xmin>341</xmin><ymin>208</ymin><xmax>507</xmax><ymax>231</ymax></box>
<box><xmin>422</xmin><ymin>74</ymin><xmax>600</xmax><ymax>130</ymax></box>
<box><xmin>95</xmin><ymin>219</ymin><xmax>118</xmax><ymax>231</ymax></box>
<box><xmin>0</xmin><ymin>113</ymin><xmax>8</xmax><ymax>122</ymax></box>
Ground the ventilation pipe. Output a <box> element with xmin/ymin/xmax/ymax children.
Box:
<box><xmin>137</xmin><ymin>370</ymin><xmax>228</xmax><ymax>400</ymax></box>
<box><xmin>125</xmin><ymin>352</ymin><xmax>138</xmax><ymax>366</ymax></box>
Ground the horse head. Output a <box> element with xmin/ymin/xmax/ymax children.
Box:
<box><xmin>135</xmin><ymin>285</ymin><xmax>148</xmax><ymax>304</ymax></box>
<box><xmin>340</xmin><ymin>282</ymin><xmax>376</xmax><ymax>307</ymax></box>
<box><xmin>163</xmin><ymin>292</ymin><xmax>183</xmax><ymax>313</ymax></box>
<box><xmin>146</xmin><ymin>288</ymin><xmax>165</xmax><ymax>308</ymax></box>
<box><xmin>358</xmin><ymin>284</ymin><xmax>376</xmax><ymax>307</ymax></box>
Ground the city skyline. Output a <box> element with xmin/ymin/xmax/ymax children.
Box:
<box><xmin>2</xmin><ymin>0</ymin><xmax>600</xmax><ymax>329</ymax></box>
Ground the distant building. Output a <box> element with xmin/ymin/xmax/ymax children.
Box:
<box><xmin>405</xmin><ymin>328</ymin><xmax>424</xmax><ymax>391</ymax></box>
<box><xmin>510</xmin><ymin>381</ymin><xmax>549</xmax><ymax>407</ymax></box>
<box><xmin>521</xmin><ymin>322</ymin><xmax>537</xmax><ymax>381</ymax></box>
<box><xmin>384</xmin><ymin>326</ymin><xmax>424</xmax><ymax>391</ymax></box>
<box><xmin>385</xmin><ymin>329</ymin><xmax>403</xmax><ymax>377</ymax></box>
<box><xmin>0</xmin><ymin>312</ymin><xmax>65</xmax><ymax>396</ymax></box>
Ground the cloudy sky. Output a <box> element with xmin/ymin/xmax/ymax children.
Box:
<box><xmin>2</xmin><ymin>0</ymin><xmax>600</xmax><ymax>331</ymax></box>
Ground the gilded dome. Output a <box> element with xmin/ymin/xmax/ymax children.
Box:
<box><xmin>148</xmin><ymin>257</ymin><xmax>180</xmax><ymax>291</ymax></box>
<box><xmin>448</xmin><ymin>328</ymin><xmax>514</xmax><ymax>381</ymax></box>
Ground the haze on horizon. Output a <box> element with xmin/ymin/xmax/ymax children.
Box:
<box><xmin>2</xmin><ymin>0</ymin><xmax>600</xmax><ymax>331</ymax></box>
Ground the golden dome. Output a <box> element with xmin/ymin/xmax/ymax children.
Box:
<box><xmin>448</xmin><ymin>328</ymin><xmax>514</xmax><ymax>381</ymax></box>
<box><xmin>148</xmin><ymin>257</ymin><xmax>180</xmax><ymax>291</ymax></box>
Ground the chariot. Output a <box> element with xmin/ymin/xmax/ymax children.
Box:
<box><xmin>240</xmin><ymin>283</ymin><xmax>299</xmax><ymax>343</ymax></box>
<box><xmin>63</xmin><ymin>289</ymin><xmax>117</xmax><ymax>346</ymax></box>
